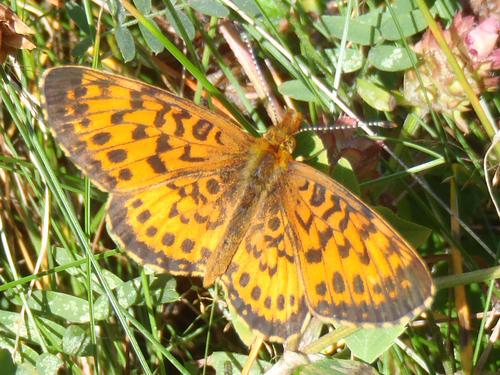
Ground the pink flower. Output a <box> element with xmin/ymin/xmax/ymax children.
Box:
<box><xmin>466</xmin><ymin>17</ymin><xmax>500</xmax><ymax>61</ymax></box>
<box><xmin>404</xmin><ymin>12</ymin><xmax>499</xmax><ymax>134</ymax></box>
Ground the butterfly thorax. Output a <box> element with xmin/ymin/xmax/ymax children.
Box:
<box><xmin>263</xmin><ymin>110</ymin><xmax>302</xmax><ymax>155</ymax></box>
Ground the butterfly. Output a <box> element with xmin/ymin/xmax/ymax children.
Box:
<box><xmin>42</xmin><ymin>66</ymin><xmax>434</xmax><ymax>342</ymax></box>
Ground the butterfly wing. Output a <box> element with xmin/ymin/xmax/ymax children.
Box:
<box><xmin>221</xmin><ymin>189</ymin><xmax>309</xmax><ymax>342</ymax></box>
<box><xmin>42</xmin><ymin>66</ymin><xmax>252</xmax><ymax>275</ymax></box>
<box><xmin>108</xmin><ymin>168</ymin><xmax>243</xmax><ymax>275</ymax></box>
<box><xmin>284</xmin><ymin>161</ymin><xmax>434</xmax><ymax>326</ymax></box>
<box><xmin>42</xmin><ymin>66</ymin><xmax>253</xmax><ymax>193</ymax></box>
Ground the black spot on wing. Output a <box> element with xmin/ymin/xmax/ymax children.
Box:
<box><xmin>192</xmin><ymin>119</ymin><xmax>213</xmax><ymax>141</ymax></box>
<box><xmin>156</xmin><ymin>134</ymin><xmax>173</xmax><ymax>152</ymax></box>
<box><xmin>132</xmin><ymin>125</ymin><xmax>148</xmax><ymax>140</ymax></box>
<box><xmin>305</xmin><ymin>248</ymin><xmax>322</xmax><ymax>263</ymax></box>
<box><xmin>107</xmin><ymin>149</ymin><xmax>127</xmax><ymax>163</ymax></box>
<box><xmin>119</xmin><ymin>168</ymin><xmax>132</xmax><ymax>180</ymax></box>
<box><xmin>322</xmin><ymin>195</ymin><xmax>341</xmax><ymax>220</ymax></box>
<box><xmin>172</xmin><ymin>110</ymin><xmax>191</xmax><ymax>136</ymax></box>
<box><xmin>92</xmin><ymin>132</ymin><xmax>111</xmax><ymax>145</ymax></box>
<box><xmin>310</xmin><ymin>183</ymin><xmax>326</xmax><ymax>207</ymax></box>
<box><xmin>333</xmin><ymin>272</ymin><xmax>345</xmax><ymax>293</ymax></box>
<box><xmin>179</xmin><ymin>145</ymin><xmax>205</xmax><ymax>162</ymax></box>
<box><xmin>162</xmin><ymin>232</ymin><xmax>175</xmax><ymax>246</ymax></box>
<box><xmin>147</xmin><ymin>155</ymin><xmax>168</xmax><ymax>173</ymax></box>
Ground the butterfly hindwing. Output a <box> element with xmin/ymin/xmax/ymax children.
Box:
<box><xmin>107</xmin><ymin>166</ymin><xmax>244</xmax><ymax>275</ymax></box>
<box><xmin>221</xmin><ymin>189</ymin><xmax>309</xmax><ymax>341</ymax></box>
<box><xmin>42</xmin><ymin>66</ymin><xmax>252</xmax><ymax>193</ymax></box>
<box><xmin>284</xmin><ymin>161</ymin><xmax>434</xmax><ymax>325</ymax></box>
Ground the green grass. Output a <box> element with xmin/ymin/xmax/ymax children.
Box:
<box><xmin>0</xmin><ymin>0</ymin><xmax>499</xmax><ymax>374</ymax></box>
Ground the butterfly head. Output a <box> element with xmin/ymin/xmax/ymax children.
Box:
<box><xmin>263</xmin><ymin>110</ymin><xmax>302</xmax><ymax>154</ymax></box>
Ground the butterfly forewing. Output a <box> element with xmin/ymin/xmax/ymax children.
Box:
<box><xmin>42</xmin><ymin>66</ymin><xmax>252</xmax><ymax>193</ymax></box>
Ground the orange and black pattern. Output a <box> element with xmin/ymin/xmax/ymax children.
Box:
<box><xmin>42</xmin><ymin>66</ymin><xmax>434</xmax><ymax>342</ymax></box>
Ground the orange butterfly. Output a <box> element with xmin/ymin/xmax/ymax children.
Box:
<box><xmin>42</xmin><ymin>67</ymin><xmax>434</xmax><ymax>342</ymax></box>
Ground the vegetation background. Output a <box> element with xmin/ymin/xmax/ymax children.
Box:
<box><xmin>0</xmin><ymin>0</ymin><xmax>498</xmax><ymax>374</ymax></box>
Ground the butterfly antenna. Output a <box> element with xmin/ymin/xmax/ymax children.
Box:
<box><xmin>242</xmin><ymin>32</ymin><xmax>281</xmax><ymax>125</ymax></box>
<box><xmin>294</xmin><ymin>116</ymin><xmax>397</xmax><ymax>135</ymax></box>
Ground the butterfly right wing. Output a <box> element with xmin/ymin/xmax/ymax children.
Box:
<box><xmin>42</xmin><ymin>66</ymin><xmax>253</xmax><ymax>193</ymax></box>
<box><xmin>221</xmin><ymin>187</ymin><xmax>309</xmax><ymax>341</ymax></box>
<box><xmin>283</xmin><ymin>161</ymin><xmax>434</xmax><ymax>326</ymax></box>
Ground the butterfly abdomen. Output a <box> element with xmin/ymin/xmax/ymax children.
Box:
<box><xmin>202</xmin><ymin>141</ymin><xmax>289</xmax><ymax>286</ymax></box>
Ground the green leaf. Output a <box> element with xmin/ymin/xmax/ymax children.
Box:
<box><xmin>188</xmin><ymin>0</ymin><xmax>229</xmax><ymax>17</ymax></box>
<box><xmin>356</xmin><ymin>78</ymin><xmax>396</xmax><ymax>112</ymax></box>
<box><xmin>380</xmin><ymin>10</ymin><xmax>427</xmax><ymax>40</ymax></box>
<box><xmin>62</xmin><ymin>325</ymin><xmax>93</xmax><ymax>356</ymax></box>
<box><xmin>54</xmin><ymin>246</ymin><xmax>80</xmax><ymax>275</ymax></box>
<box><xmin>71</xmin><ymin>36</ymin><xmax>93</xmax><ymax>58</ymax></box>
<box><xmin>431</xmin><ymin>0</ymin><xmax>460</xmax><ymax>21</ymax></box>
<box><xmin>14</xmin><ymin>363</ymin><xmax>38</xmax><ymax>375</ymax></box>
<box><xmin>325</xmin><ymin>48</ymin><xmax>364</xmax><ymax>73</ymax></box>
<box><xmin>231</xmin><ymin>0</ymin><xmax>260</xmax><ymax>17</ymax></box>
<box><xmin>278</xmin><ymin>80</ymin><xmax>315</xmax><ymax>102</ymax></box>
<box><xmin>344</xmin><ymin>325</ymin><xmax>406</xmax><ymax>363</ymax></box>
<box><xmin>356</xmin><ymin>9</ymin><xmax>384</xmax><ymax>26</ymax></box>
<box><xmin>294</xmin><ymin>132</ymin><xmax>329</xmax><ymax>173</ymax></box>
<box><xmin>54</xmin><ymin>247</ymin><xmax>124</xmax><ymax>292</ymax></box>
<box><xmin>139</xmin><ymin>23</ymin><xmax>165</xmax><ymax>54</ymax></box>
<box><xmin>226</xmin><ymin>300</ymin><xmax>254</xmax><ymax>346</ymax></box>
<box><xmin>14</xmin><ymin>291</ymin><xmax>91</xmax><ymax>324</ymax></box>
<box><xmin>65</xmin><ymin>2</ymin><xmax>91</xmax><ymax>34</ymax></box>
<box><xmin>94</xmin><ymin>295</ymin><xmax>111</xmax><ymax>320</ymax></box>
<box><xmin>332</xmin><ymin>158</ymin><xmax>361</xmax><ymax>196</ymax></box>
<box><xmin>164</xmin><ymin>7</ymin><xmax>195</xmax><ymax>41</ymax></box>
<box><xmin>207</xmin><ymin>352</ymin><xmax>270</xmax><ymax>374</ymax></box>
<box><xmin>117</xmin><ymin>274</ymin><xmax>179</xmax><ymax>309</ymax></box>
<box><xmin>0</xmin><ymin>335</ymin><xmax>39</xmax><ymax>369</ymax></box>
<box><xmin>92</xmin><ymin>269</ymin><xmax>124</xmax><ymax>292</ymax></box>
<box><xmin>374</xmin><ymin>206</ymin><xmax>432</xmax><ymax>248</ymax></box>
<box><xmin>117</xmin><ymin>277</ymin><xmax>145</xmax><ymax>308</ymax></box>
<box><xmin>114</xmin><ymin>1</ymin><xmax>128</xmax><ymax>24</ymax></box>
<box><xmin>392</xmin><ymin>0</ymin><xmax>418</xmax><ymax>13</ymax></box>
<box><xmin>368</xmin><ymin>45</ymin><xmax>416</xmax><ymax>72</ymax></box>
<box><xmin>36</xmin><ymin>353</ymin><xmax>63</xmax><ymax>375</ymax></box>
<box><xmin>0</xmin><ymin>310</ymin><xmax>65</xmax><ymax>345</ymax></box>
<box><xmin>319</xmin><ymin>16</ymin><xmax>382</xmax><ymax>46</ymax></box>
<box><xmin>150</xmin><ymin>274</ymin><xmax>180</xmax><ymax>304</ymax></box>
<box><xmin>294</xmin><ymin>358</ymin><xmax>379</xmax><ymax>375</ymax></box>
<box><xmin>115</xmin><ymin>25</ymin><xmax>136</xmax><ymax>62</ymax></box>
<box><xmin>133</xmin><ymin>0</ymin><xmax>151</xmax><ymax>13</ymax></box>
<box><xmin>255</xmin><ymin>0</ymin><xmax>285</xmax><ymax>23</ymax></box>
<box><xmin>0</xmin><ymin>349</ymin><xmax>15</xmax><ymax>375</ymax></box>
<box><xmin>133</xmin><ymin>0</ymin><xmax>164</xmax><ymax>53</ymax></box>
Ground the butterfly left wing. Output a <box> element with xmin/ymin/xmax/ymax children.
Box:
<box><xmin>283</xmin><ymin>161</ymin><xmax>434</xmax><ymax>326</ymax></box>
<box><xmin>107</xmin><ymin>167</ymin><xmax>243</xmax><ymax>276</ymax></box>
<box><xmin>42</xmin><ymin>66</ymin><xmax>254</xmax><ymax>276</ymax></box>
<box><xmin>42</xmin><ymin>66</ymin><xmax>253</xmax><ymax>193</ymax></box>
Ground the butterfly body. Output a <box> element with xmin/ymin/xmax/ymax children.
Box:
<box><xmin>197</xmin><ymin>118</ymin><xmax>296</xmax><ymax>285</ymax></box>
<box><xmin>42</xmin><ymin>66</ymin><xmax>434</xmax><ymax>342</ymax></box>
